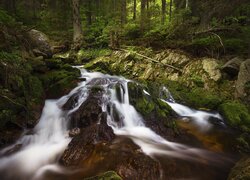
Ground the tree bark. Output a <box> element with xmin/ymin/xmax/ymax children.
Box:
<box><xmin>72</xmin><ymin>0</ymin><xmax>83</xmax><ymax>50</ymax></box>
<box><xmin>186</xmin><ymin>0</ymin><xmax>189</xmax><ymax>9</ymax></box>
<box><xmin>140</xmin><ymin>0</ymin><xmax>146</xmax><ymax>31</ymax></box>
<box><xmin>169</xmin><ymin>0</ymin><xmax>173</xmax><ymax>22</ymax></box>
<box><xmin>121</xmin><ymin>0</ymin><xmax>127</xmax><ymax>25</ymax></box>
<box><xmin>161</xmin><ymin>0</ymin><xmax>166</xmax><ymax>24</ymax></box>
<box><xmin>133</xmin><ymin>0</ymin><xmax>136</xmax><ymax>20</ymax></box>
<box><xmin>86</xmin><ymin>0</ymin><xmax>92</xmax><ymax>26</ymax></box>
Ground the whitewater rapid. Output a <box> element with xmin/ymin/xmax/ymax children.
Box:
<box><xmin>0</xmin><ymin>66</ymin><xmax>226</xmax><ymax>179</ymax></box>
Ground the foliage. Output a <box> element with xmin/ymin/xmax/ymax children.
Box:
<box><xmin>0</xmin><ymin>9</ymin><xmax>15</xmax><ymax>25</ymax></box>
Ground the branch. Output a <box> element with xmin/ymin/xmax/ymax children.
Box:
<box><xmin>192</xmin><ymin>27</ymin><xmax>237</xmax><ymax>36</ymax></box>
<box><xmin>119</xmin><ymin>48</ymin><xmax>182</xmax><ymax>72</ymax></box>
<box><xmin>210</xmin><ymin>32</ymin><xmax>225</xmax><ymax>54</ymax></box>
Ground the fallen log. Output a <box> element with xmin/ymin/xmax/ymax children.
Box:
<box><xmin>119</xmin><ymin>48</ymin><xmax>182</xmax><ymax>72</ymax></box>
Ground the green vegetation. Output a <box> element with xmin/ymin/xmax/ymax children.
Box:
<box><xmin>219</xmin><ymin>101</ymin><xmax>250</xmax><ymax>132</ymax></box>
<box><xmin>84</xmin><ymin>171</ymin><xmax>122</xmax><ymax>180</ymax></box>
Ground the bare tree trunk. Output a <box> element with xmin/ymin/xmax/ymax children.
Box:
<box><xmin>169</xmin><ymin>0</ymin><xmax>173</xmax><ymax>22</ymax></box>
<box><xmin>161</xmin><ymin>0</ymin><xmax>166</xmax><ymax>24</ymax></box>
<box><xmin>86</xmin><ymin>0</ymin><xmax>92</xmax><ymax>26</ymax></box>
<box><xmin>121</xmin><ymin>0</ymin><xmax>127</xmax><ymax>25</ymax></box>
<box><xmin>186</xmin><ymin>0</ymin><xmax>189</xmax><ymax>9</ymax></box>
<box><xmin>140</xmin><ymin>0</ymin><xmax>146</xmax><ymax>31</ymax></box>
<box><xmin>133</xmin><ymin>0</ymin><xmax>136</xmax><ymax>20</ymax></box>
<box><xmin>72</xmin><ymin>0</ymin><xmax>83</xmax><ymax>50</ymax></box>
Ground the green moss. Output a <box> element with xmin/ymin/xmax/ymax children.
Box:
<box><xmin>77</xmin><ymin>49</ymin><xmax>112</xmax><ymax>63</ymax></box>
<box><xmin>26</xmin><ymin>76</ymin><xmax>44</xmax><ymax>104</ymax></box>
<box><xmin>219</xmin><ymin>101</ymin><xmax>250</xmax><ymax>131</ymax></box>
<box><xmin>84</xmin><ymin>171</ymin><xmax>122</xmax><ymax>180</ymax></box>
<box><xmin>184</xmin><ymin>88</ymin><xmax>222</xmax><ymax>110</ymax></box>
<box><xmin>135</xmin><ymin>97</ymin><xmax>155</xmax><ymax>115</ymax></box>
<box><xmin>40</xmin><ymin>69</ymin><xmax>79</xmax><ymax>98</ymax></box>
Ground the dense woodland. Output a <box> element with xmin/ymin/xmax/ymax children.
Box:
<box><xmin>1</xmin><ymin>0</ymin><xmax>250</xmax><ymax>56</ymax></box>
<box><xmin>0</xmin><ymin>1</ymin><xmax>250</xmax><ymax>180</ymax></box>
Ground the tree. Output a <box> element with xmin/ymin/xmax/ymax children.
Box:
<box><xmin>161</xmin><ymin>0</ymin><xmax>166</xmax><ymax>24</ymax></box>
<box><xmin>133</xmin><ymin>0</ymin><xmax>136</xmax><ymax>20</ymax></box>
<box><xmin>72</xmin><ymin>0</ymin><xmax>83</xmax><ymax>50</ymax></box>
<box><xmin>169</xmin><ymin>0</ymin><xmax>173</xmax><ymax>21</ymax></box>
<box><xmin>141</xmin><ymin>0</ymin><xmax>146</xmax><ymax>31</ymax></box>
<box><xmin>121</xmin><ymin>0</ymin><xmax>127</xmax><ymax>25</ymax></box>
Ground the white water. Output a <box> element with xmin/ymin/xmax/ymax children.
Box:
<box><xmin>159</xmin><ymin>87</ymin><xmax>224</xmax><ymax>131</ymax></box>
<box><xmin>0</xmin><ymin>67</ymin><xmax>226</xmax><ymax>179</ymax></box>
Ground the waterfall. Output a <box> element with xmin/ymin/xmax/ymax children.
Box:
<box><xmin>0</xmin><ymin>67</ymin><xmax>227</xmax><ymax>179</ymax></box>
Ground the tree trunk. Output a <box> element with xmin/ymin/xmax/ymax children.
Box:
<box><xmin>169</xmin><ymin>0</ymin><xmax>173</xmax><ymax>22</ymax></box>
<box><xmin>86</xmin><ymin>0</ymin><xmax>92</xmax><ymax>26</ymax></box>
<box><xmin>121</xmin><ymin>0</ymin><xmax>127</xmax><ymax>25</ymax></box>
<box><xmin>186</xmin><ymin>0</ymin><xmax>189</xmax><ymax>9</ymax></box>
<box><xmin>133</xmin><ymin>0</ymin><xmax>136</xmax><ymax>20</ymax></box>
<box><xmin>140</xmin><ymin>0</ymin><xmax>146</xmax><ymax>31</ymax></box>
<box><xmin>72</xmin><ymin>0</ymin><xmax>83</xmax><ymax>50</ymax></box>
<box><xmin>161</xmin><ymin>0</ymin><xmax>166</xmax><ymax>24</ymax></box>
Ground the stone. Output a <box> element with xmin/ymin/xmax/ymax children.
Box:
<box><xmin>222</xmin><ymin>57</ymin><xmax>244</xmax><ymax>77</ymax></box>
<box><xmin>27</xmin><ymin>29</ymin><xmax>52</xmax><ymax>58</ymax></box>
<box><xmin>235</xmin><ymin>59</ymin><xmax>250</xmax><ymax>100</ymax></box>
<box><xmin>228</xmin><ymin>157</ymin><xmax>250</xmax><ymax>180</ymax></box>
<box><xmin>202</xmin><ymin>58</ymin><xmax>221</xmax><ymax>81</ymax></box>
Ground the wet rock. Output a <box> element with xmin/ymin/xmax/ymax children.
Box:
<box><xmin>0</xmin><ymin>144</ymin><xmax>22</xmax><ymax>157</ymax></box>
<box><xmin>222</xmin><ymin>57</ymin><xmax>244</xmax><ymax>78</ymax></box>
<box><xmin>69</xmin><ymin>128</ymin><xmax>81</xmax><ymax>137</ymax></box>
<box><xmin>235</xmin><ymin>59</ymin><xmax>250</xmax><ymax>101</ymax></box>
<box><xmin>64</xmin><ymin>87</ymin><xmax>105</xmax><ymax>128</ymax></box>
<box><xmin>27</xmin><ymin>29</ymin><xmax>52</xmax><ymax>58</ymax></box>
<box><xmin>228</xmin><ymin>157</ymin><xmax>250</xmax><ymax>180</ymax></box>
<box><xmin>60</xmin><ymin>123</ymin><xmax>115</xmax><ymax>167</ymax></box>
<box><xmin>84</xmin><ymin>171</ymin><xmax>122</xmax><ymax>180</ymax></box>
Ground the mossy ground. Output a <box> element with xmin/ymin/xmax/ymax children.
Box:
<box><xmin>84</xmin><ymin>171</ymin><xmax>122</xmax><ymax>180</ymax></box>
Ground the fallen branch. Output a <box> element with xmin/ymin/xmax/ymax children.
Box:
<box><xmin>119</xmin><ymin>48</ymin><xmax>182</xmax><ymax>72</ymax></box>
<box><xmin>192</xmin><ymin>27</ymin><xmax>237</xmax><ymax>36</ymax></box>
<box><xmin>210</xmin><ymin>32</ymin><xmax>226</xmax><ymax>54</ymax></box>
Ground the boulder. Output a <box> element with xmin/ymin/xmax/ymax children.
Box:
<box><xmin>235</xmin><ymin>59</ymin><xmax>250</xmax><ymax>101</ymax></box>
<box><xmin>222</xmin><ymin>57</ymin><xmax>244</xmax><ymax>78</ymax></box>
<box><xmin>228</xmin><ymin>157</ymin><xmax>250</xmax><ymax>180</ymax></box>
<box><xmin>27</xmin><ymin>29</ymin><xmax>52</xmax><ymax>58</ymax></box>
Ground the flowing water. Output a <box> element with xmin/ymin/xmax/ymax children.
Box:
<box><xmin>0</xmin><ymin>66</ymin><xmax>237</xmax><ymax>180</ymax></box>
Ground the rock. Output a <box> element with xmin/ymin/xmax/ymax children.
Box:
<box><xmin>222</xmin><ymin>57</ymin><xmax>244</xmax><ymax>77</ymax></box>
<box><xmin>32</xmin><ymin>49</ymin><xmax>48</xmax><ymax>58</ymax></box>
<box><xmin>235</xmin><ymin>59</ymin><xmax>250</xmax><ymax>101</ymax></box>
<box><xmin>228</xmin><ymin>157</ymin><xmax>250</xmax><ymax>180</ymax></box>
<box><xmin>63</xmin><ymin>87</ymin><xmax>105</xmax><ymax>128</ymax></box>
<box><xmin>202</xmin><ymin>58</ymin><xmax>221</xmax><ymax>81</ymax></box>
<box><xmin>84</xmin><ymin>171</ymin><xmax>122</xmax><ymax>180</ymax></box>
<box><xmin>60</xmin><ymin>123</ymin><xmax>115</xmax><ymax>167</ymax></box>
<box><xmin>27</xmin><ymin>29</ymin><xmax>52</xmax><ymax>58</ymax></box>
<box><xmin>69</xmin><ymin>128</ymin><xmax>81</xmax><ymax>137</ymax></box>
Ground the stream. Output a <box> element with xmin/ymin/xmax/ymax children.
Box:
<box><xmin>0</xmin><ymin>66</ymin><xmax>238</xmax><ymax>180</ymax></box>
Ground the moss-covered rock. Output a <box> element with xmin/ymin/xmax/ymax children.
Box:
<box><xmin>84</xmin><ymin>171</ymin><xmax>122</xmax><ymax>180</ymax></box>
<box><xmin>219</xmin><ymin>101</ymin><xmax>250</xmax><ymax>132</ymax></box>
<box><xmin>40</xmin><ymin>69</ymin><xmax>80</xmax><ymax>99</ymax></box>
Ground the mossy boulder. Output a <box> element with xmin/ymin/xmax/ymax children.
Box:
<box><xmin>84</xmin><ymin>171</ymin><xmax>122</xmax><ymax>180</ymax></box>
<box><xmin>219</xmin><ymin>101</ymin><xmax>250</xmax><ymax>131</ymax></box>
<box><xmin>40</xmin><ymin>69</ymin><xmax>80</xmax><ymax>99</ymax></box>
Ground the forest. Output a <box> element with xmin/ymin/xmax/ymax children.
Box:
<box><xmin>0</xmin><ymin>0</ymin><xmax>250</xmax><ymax>180</ymax></box>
